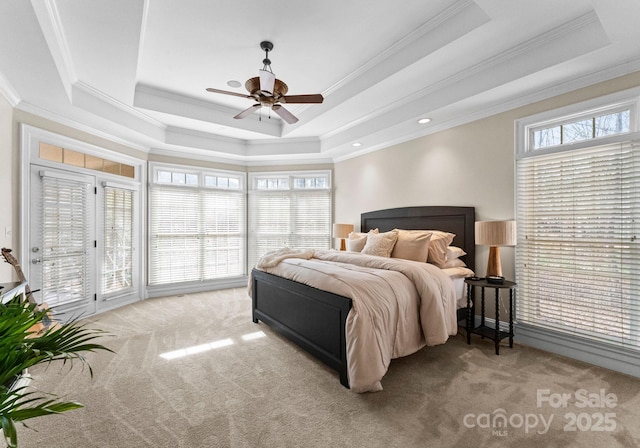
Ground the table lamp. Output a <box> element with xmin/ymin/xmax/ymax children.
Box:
<box><xmin>475</xmin><ymin>220</ymin><xmax>516</xmax><ymax>279</ymax></box>
<box><xmin>333</xmin><ymin>223</ymin><xmax>354</xmax><ymax>251</ymax></box>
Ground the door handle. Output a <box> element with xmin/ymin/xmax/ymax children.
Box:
<box><xmin>31</xmin><ymin>258</ymin><xmax>41</xmax><ymax>264</ymax></box>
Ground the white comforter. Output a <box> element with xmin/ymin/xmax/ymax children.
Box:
<box><xmin>252</xmin><ymin>249</ymin><xmax>458</xmax><ymax>392</ymax></box>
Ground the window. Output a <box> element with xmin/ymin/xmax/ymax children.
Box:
<box><xmin>39</xmin><ymin>143</ymin><xmax>135</xmax><ymax>178</ymax></box>
<box><xmin>516</xmin><ymin>90</ymin><xmax>640</xmax><ymax>375</ymax></box>
<box><xmin>102</xmin><ymin>184</ymin><xmax>135</xmax><ymax>297</ymax></box>
<box><xmin>248</xmin><ymin>171</ymin><xmax>332</xmax><ymax>268</ymax></box>
<box><xmin>517</xmin><ymin>142</ymin><xmax>640</xmax><ymax>348</ymax></box>
<box><xmin>530</xmin><ymin>107</ymin><xmax>631</xmax><ymax>150</ymax></box>
<box><xmin>149</xmin><ymin>165</ymin><xmax>246</xmax><ymax>286</ymax></box>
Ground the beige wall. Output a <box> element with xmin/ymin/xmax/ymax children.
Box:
<box><xmin>0</xmin><ymin>94</ymin><xmax>14</xmax><ymax>281</ymax></box>
<box><xmin>334</xmin><ymin>71</ymin><xmax>640</xmax><ymax>280</ymax></box>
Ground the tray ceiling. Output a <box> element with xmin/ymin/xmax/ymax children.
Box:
<box><xmin>1</xmin><ymin>0</ymin><xmax>640</xmax><ymax>164</ymax></box>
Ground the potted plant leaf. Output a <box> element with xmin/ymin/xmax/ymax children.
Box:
<box><xmin>0</xmin><ymin>296</ymin><xmax>112</xmax><ymax>448</ymax></box>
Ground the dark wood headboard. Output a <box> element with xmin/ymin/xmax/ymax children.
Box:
<box><xmin>361</xmin><ymin>206</ymin><xmax>475</xmax><ymax>272</ymax></box>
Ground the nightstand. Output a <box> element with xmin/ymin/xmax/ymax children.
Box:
<box><xmin>464</xmin><ymin>278</ymin><xmax>516</xmax><ymax>355</ymax></box>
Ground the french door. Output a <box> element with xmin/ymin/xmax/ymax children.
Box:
<box><xmin>29</xmin><ymin>166</ymin><xmax>96</xmax><ymax>320</ymax></box>
<box><xmin>21</xmin><ymin>125</ymin><xmax>143</xmax><ymax>322</ymax></box>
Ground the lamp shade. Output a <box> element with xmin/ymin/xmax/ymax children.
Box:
<box><xmin>475</xmin><ymin>220</ymin><xmax>516</xmax><ymax>246</ymax></box>
<box><xmin>333</xmin><ymin>223</ymin><xmax>354</xmax><ymax>239</ymax></box>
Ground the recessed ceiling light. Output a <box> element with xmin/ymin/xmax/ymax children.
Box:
<box><xmin>417</xmin><ymin>118</ymin><xmax>431</xmax><ymax>124</ymax></box>
<box><xmin>352</xmin><ymin>142</ymin><xmax>362</xmax><ymax>147</ymax></box>
<box><xmin>227</xmin><ymin>80</ymin><xmax>242</xmax><ymax>88</ymax></box>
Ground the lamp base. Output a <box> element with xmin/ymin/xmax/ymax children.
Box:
<box><xmin>486</xmin><ymin>246</ymin><xmax>502</xmax><ymax>277</ymax></box>
<box><xmin>340</xmin><ymin>238</ymin><xmax>346</xmax><ymax>251</ymax></box>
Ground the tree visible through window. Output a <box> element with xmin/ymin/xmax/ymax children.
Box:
<box><xmin>532</xmin><ymin>109</ymin><xmax>630</xmax><ymax>149</ymax></box>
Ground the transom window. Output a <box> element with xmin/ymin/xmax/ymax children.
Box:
<box><xmin>528</xmin><ymin>104</ymin><xmax>634</xmax><ymax>151</ymax></box>
<box><xmin>39</xmin><ymin>143</ymin><xmax>135</xmax><ymax>178</ymax></box>
<box><xmin>253</xmin><ymin>173</ymin><xmax>330</xmax><ymax>191</ymax></box>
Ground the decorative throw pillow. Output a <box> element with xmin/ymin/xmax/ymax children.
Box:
<box><xmin>361</xmin><ymin>230</ymin><xmax>398</xmax><ymax>257</ymax></box>
<box><xmin>347</xmin><ymin>229</ymin><xmax>378</xmax><ymax>252</ymax></box>
<box><xmin>426</xmin><ymin>231</ymin><xmax>456</xmax><ymax>267</ymax></box>
<box><xmin>391</xmin><ymin>229</ymin><xmax>432</xmax><ymax>262</ymax></box>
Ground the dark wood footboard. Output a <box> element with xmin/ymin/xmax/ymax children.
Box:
<box><xmin>251</xmin><ymin>268</ymin><xmax>353</xmax><ymax>388</ymax></box>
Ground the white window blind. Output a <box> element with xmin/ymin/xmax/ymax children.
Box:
<box><xmin>516</xmin><ymin>141</ymin><xmax>640</xmax><ymax>350</ymax></box>
<box><xmin>248</xmin><ymin>173</ymin><xmax>332</xmax><ymax>269</ymax></box>
<box><xmin>103</xmin><ymin>186</ymin><xmax>134</xmax><ymax>295</ymax></box>
<box><xmin>149</xmin><ymin>176</ymin><xmax>246</xmax><ymax>286</ymax></box>
<box><xmin>41</xmin><ymin>175</ymin><xmax>92</xmax><ymax>307</ymax></box>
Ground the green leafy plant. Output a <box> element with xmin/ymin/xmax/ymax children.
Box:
<box><xmin>0</xmin><ymin>297</ymin><xmax>112</xmax><ymax>448</ymax></box>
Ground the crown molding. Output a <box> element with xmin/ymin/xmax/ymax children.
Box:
<box><xmin>322</xmin><ymin>8</ymin><xmax>610</xmax><ymax>149</ymax></box>
<box><xmin>0</xmin><ymin>70</ymin><xmax>20</xmax><ymax>106</ymax></box>
<box><xmin>14</xmin><ymin>101</ymin><xmax>152</xmax><ymax>153</ymax></box>
<box><xmin>30</xmin><ymin>0</ymin><xmax>77</xmax><ymax>100</ymax></box>
<box><xmin>332</xmin><ymin>57</ymin><xmax>640</xmax><ymax>163</ymax></box>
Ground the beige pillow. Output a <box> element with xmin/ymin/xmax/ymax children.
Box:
<box><xmin>391</xmin><ymin>229</ymin><xmax>432</xmax><ymax>262</ymax></box>
<box><xmin>347</xmin><ymin>229</ymin><xmax>378</xmax><ymax>252</ymax></box>
<box><xmin>441</xmin><ymin>258</ymin><xmax>467</xmax><ymax>269</ymax></box>
<box><xmin>426</xmin><ymin>231</ymin><xmax>456</xmax><ymax>267</ymax></box>
<box><xmin>361</xmin><ymin>230</ymin><xmax>398</xmax><ymax>257</ymax></box>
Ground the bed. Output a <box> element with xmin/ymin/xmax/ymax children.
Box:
<box><xmin>250</xmin><ymin>206</ymin><xmax>475</xmax><ymax>391</ymax></box>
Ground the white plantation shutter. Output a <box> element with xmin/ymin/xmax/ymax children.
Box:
<box><xmin>150</xmin><ymin>185</ymin><xmax>200</xmax><ymax>285</ymax></box>
<box><xmin>40</xmin><ymin>174</ymin><xmax>92</xmax><ymax>307</ymax></box>
<box><xmin>102</xmin><ymin>185</ymin><xmax>134</xmax><ymax>295</ymax></box>
<box><xmin>248</xmin><ymin>172</ymin><xmax>332</xmax><ymax>268</ymax></box>
<box><xmin>516</xmin><ymin>141</ymin><xmax>640</xmax><ymax>350</ymax></box>
<box><xmin>200</xmin><ymin>189</ymin><xmax>246</xmax><ymax>279</ymax></box>
<box><xmin>149</xmin><ymin>179</ymin><xmax>246</xmax><ymax>286</ymax></box>
<box><xmin>290</xmin><ymin>190</ymin><xmax>332</xmax><ymax>247</ymax></box>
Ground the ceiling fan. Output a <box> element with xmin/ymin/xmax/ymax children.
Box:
<box><xmin>206</xmin><ymin>41</ymin><xmax>323</xmax><ymax>124</ymax></box>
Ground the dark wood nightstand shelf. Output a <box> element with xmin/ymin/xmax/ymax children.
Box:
<box><xmin>464</xmin><ymin>278</ymin><xmax>516</xmax><ymax>355</ymax></box>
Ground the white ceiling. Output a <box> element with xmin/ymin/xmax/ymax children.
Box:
<box><xmin>1</xmin><ymin>0</ymin><xmax>640</xmax><ymax>164</ymax></box>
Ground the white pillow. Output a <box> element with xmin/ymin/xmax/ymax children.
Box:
<box><xmin>441</xmin><ymin>258</ymin><xmax>467</xmax><ymax>269</ymax></box>
<box><xmin>347</xmin><ymin>229</ymin><xmax>378</xmax><ymax>252</ymax></box>
<box><xmin>391</xmin><ymin>229</ymin><xmax>432</xmax><ymax>262</ymax></box>
<box><xmin>445</xmin><ymin>246</ymin><xmax>466</xmax><ymax>261</ymax></box>
<box><xmin>361</xmin><ymin>230</ymin><xmax>398</xmax><ymax>257</ymax></box>
<box><xmin>433</xmin><ymin>245</ymin><xmax>467</xmax><ymax>268</ymax></box>
<box><xmin>426</xmin><ymin>231</ymin><xmax>456</xmax><ymax>267</ymax></box>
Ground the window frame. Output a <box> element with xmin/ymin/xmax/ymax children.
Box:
<box><xmin>147</xmin><ymin>162</ymin><xmax>247</xmax><ymax>297</ymax></box>
<box><xmin>514</xmin><ymin>87</ymin><xmax>640</xmax><ymax>378</ymax></box>
<box><xmin>247</xmin><ymin>170</ymin><xmax>333</xmax><ymax>270</ymax></box>
<box><xmin>20</xmin><ymin>124</ymin><xmax>146</xmax><ymax>314</ymax></box>
<box><xmin>516</xmin><ymin>86</ymin><xmax>640</xmax><ymax>158</ymax></box>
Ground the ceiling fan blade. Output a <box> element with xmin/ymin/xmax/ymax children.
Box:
<box><xmin>272</xmin><ymin>104</ymin><xmax>299</xmax><ymax>124</ymax></box>
<box><xmin>206</xmin><ymin>88</ymin><xmax>251</xmax><ymax>99</ymax></box>
<box><xmin>259</xmin><ymin>70</ymin><xmax>275</xmax><ymax>95</ymax></box>
<box><xmin>281</xmin><ymin>94</ymin><xmax>324</xmax><ymax>104</ymax></box>
<box><xmin>234</xmin><ymin>104</ymin><xmax>261</xmax><ymax>119</ymax></box>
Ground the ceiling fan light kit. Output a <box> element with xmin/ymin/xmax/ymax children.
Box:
<box><xmin>206</xmin><ymin>41</ymin><xmax>323</xmax><ymax>125</ymax></box>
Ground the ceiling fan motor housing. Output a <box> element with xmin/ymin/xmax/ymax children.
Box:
<box><xmin>246</xmin><ymin>77</ymin><xmax>289</xmax><ymax>104</ymax></box>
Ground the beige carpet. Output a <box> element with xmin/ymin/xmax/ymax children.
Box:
<box><xmin>18</xmin><ymin>288</ymin><xmax>640</xmax><ymax>448</ymax></box>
